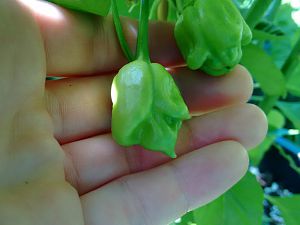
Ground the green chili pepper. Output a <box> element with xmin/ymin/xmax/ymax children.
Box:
<box><xmin>175</xmin><ymin>0</ymin><xmax>252</xmax><ymax>76</ymax></box>
<box><xmin>111</xmin><ymin>60</ymin><xmax>190</xmax><ymax>158</ymax></box>
<box><xmin>111</xmin><ymin>0</ymin><xmax>190</xmax><ymax>158</ymax></box>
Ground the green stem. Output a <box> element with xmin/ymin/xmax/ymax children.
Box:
<box><xmin>149</xmin><ymin>0</ymin><xmax>160</xmax><ymax>20</ymax></box>
<box><xmin>245</xmin><ymin>0</ymin><xmax>273</xmax><ymax>29</ymax></box>
<box><xmin>136</xmin><ymin>0</ymin><xmax>150</xmax><ymax>62</ymax></box>
<box><xmin>175</xmin><ymin>0</ymin><xmax>183</xmax><ymax>14</ymax></box>
<box><xmin>250</xmin><ymin>95</ymin><xmax>264</xmax><ymax>102</ymax></box>
<box><xmin>265</xmin><ymin>0</ymin><xmax>282</xmax><ymax>21</ymax></box>
<box><xmin>112</xmin><ymin>0</ymin><xmax>134</xmax><ymax>61</ymax></box>
<box><xmin>259</xmin><ymin>95</ymin><xmax>279</xmax><ymax>115</ymax></box>
<box><xmin>275</xmin><ymin>144</ymin><xmax>300</xmax><ymax>175</ymax></box>
<box><xmin>157</xmin><ymin>0</ymin><xmax>168</xmax><ymax>21</ymax></box>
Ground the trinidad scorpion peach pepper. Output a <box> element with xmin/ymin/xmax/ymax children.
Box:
<box><xmin>175</xmin><ymin>0</ymin><xmax>252</xmax><ymax>76</ymax></box>
<box><xmin>111</xmin><ymin>60</ymin><xmax>190</xmax><ymax>158</ymax></box>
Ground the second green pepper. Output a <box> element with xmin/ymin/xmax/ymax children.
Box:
<box><xmin>175</xmin><ymin>0</ymin><xmax>252</xmax><ymax>76</ymax></box>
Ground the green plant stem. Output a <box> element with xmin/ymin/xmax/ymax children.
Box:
<box><xmin>275</xmin><ymin>144</ymin><xmax>300</xmax><ymax>175</ymax></box>
<box><xmin>112</xmin><ymin>0</ymin><xmax>134</xmax><ymax>61</ymax></box>
<box><xmin>136</xmin><ymin>0</ymin><xmax>150</xmax><ymax>62</ymax></box>
<box><xmin>157</xmin><ymin>0</ymin><xmax>168</xmax><ymax>21</ymax></box>
<box><xmin>259</xmin><ymin>95</ymin><xmax>279</xmax><ymax>115</ymax></box>
<box><xmin>265</xmin><ymin>0</ymin><xmax>282</xmax><ymax>21</ymax></box>
<box><xmin>245</xmin><ymin>0</ymin><xmax>273</xmax><ymax>29</ymax></box>
<box><xmin>175</xmin><ymin>0</ymin><xmax>183</xmax><ymax>14</ymax></box>
<box><xmin>149</xmin><ymin>0</ymin><xmax>160</xmax><ymax>19</ymax></box>
<box><xmin>251</xmin><ymin>95</ymin><xmax>264</xmax><ymax>102</ymax></box>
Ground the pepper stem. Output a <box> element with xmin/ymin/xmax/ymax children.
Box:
<box><xmin>149</xmin><ymin>0</ymin><xmax>160</xmax><ymax>20</ymax></box>
<box><xmin>112</xmin><ymin>0</ymin><xmax>134</xmax><ymax>61</ymax></box>
<box><xmin>136</xmin><ymin>0</ymin><xmax>150</xmax><ymax>62</ymax></box>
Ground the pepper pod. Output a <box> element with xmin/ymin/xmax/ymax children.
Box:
<box><xmin>175</xmin><ymin>0</ymin><xmax>252</xmax><ymax>76</ymax></box>
<box><xmin>111</xmin><ymin>60</ymin><xmax>190</xmax><ymax>158</ymax></box>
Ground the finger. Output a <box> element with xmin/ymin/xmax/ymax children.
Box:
<box><xmin>22</xmin><ymin>0</ymin><xmax>183</xmax><ymax>75</ymax></box>
<box><xmin>172</xmin><ymin>65</ymin><xmax>253</xmax><ymax>114</ymax></box>
<box><xmin>63</xmin><ymin>103</ymin><xmax>267</xmax><ymax>194</ymax></box>
<box><xmin>46</xmin><ymin>65</ymin><xmax>253</xmax><ymax>144</ymax></box>
<box><xmin>45</xmin><ymin>75</ymin><xmax>113</xmax><ymax>144</ymax></box>
<box><xmin>0</xmin><ymin>0</ymin><xmax>45</xmax><ymax>115</ymax></box>
<box><xmin>80</xmin><ymin>141</ymin><xmax>249</xmax><ymax>225</ymax></box>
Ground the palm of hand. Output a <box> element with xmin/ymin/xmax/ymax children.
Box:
<box><xmin>0</xmin><ymin>2</ymin><xmax>83</xmax><ymax>224</ymax></box>
<box><xmin>0</xmin><ymin>1</ymin><xmax>267</xmax><ymax>225</ymax></box>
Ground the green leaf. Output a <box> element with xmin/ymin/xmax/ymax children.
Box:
<box><xmin>266</xmin><ymin>195</ymin><xmax>300</xmax><ymax>225</ymax></box>
<box><xmin>277</xmin><ymin>102</ymin><xmax>300</xmax><ymax>129</ymax></box>
<box><xmin>252</xmin><ymin>29</ymin><xmax>285</xmax><ymax>41</ymax></box>
<box><xmin>167</xmin><ymin>0</ymin><xmax>178</xmax><ymax>22</ymax></box>
<box><xmin>268</xmin><ymin>109</ymin><xmax>285</xmax><ymax>130</ymax></box>
<box><xmin>232</xmin><ymin>0</ymin><xmax>253</xmax><ymax>18</ymax></box>
<box><xmin>253</xmin><ymin>20</ymin><xmax>286</xmax><ymax>42</ymax></box>
<box><xmin>241</xmin><ymin>44</ymin><xmax>286</xmax><ymax>96</ymax></box>
<box><xmin>250</xmin><ymin>136</ymin><xmax>274</xmax><ymax>166</ymax></box>
<box><xmin>286</xmin><ymin>61</ymin><xmax>300</xmax><ymax>97</ymax></box>
<box><xmin>178</xmin><ymin>211</ymin><xmax>195</xmax><ymax>225</ymax></box>
<box><xmin>275</xmin><ymin>145</ymin><xmax>300</xmax><ymax>175</ymax></box>
<box><xmin>255</xmin><ymin>20</ymin><xmax>285</xmax><ymax>36</ymax></box>
<box><xmin>250</xmin><ymin>109</ymin><xmax>285</xmax><ymax>166</ymax></box>
<box><xmin>245</xmin><ymin>0</ymin><xmax>273</xmax><ymax>29</ymax></box>
<box><xmin>116</xmin><ymin>0</ymin><xmax>140</xmax><ymax>18</ymax></box>
<box><xmin>47</xmin><ymin>0</ymin><xmax>111</xmax><ymax>16</ymax></box>
<box><xmin>117</xmin><ymin>0</ymin><xmax>157</xmax><ymax>19</ymax></box>
<box><xmin>192</xmin><ymin>172</ymin><xmax>264</xmax><ymax>225</ymax></box>
<box><xmin>268</xmin><ymin>4</ymin><xmax>300</xmax><ymax>68</ymax></box>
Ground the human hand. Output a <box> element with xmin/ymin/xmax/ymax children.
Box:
<box><xmin>0</xmin><ymin>1</ymin><xmax>267</xmax><ymax>225</ymax></box>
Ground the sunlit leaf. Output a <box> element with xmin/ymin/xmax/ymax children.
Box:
<box><xmin>277</xmin><ymin>102</ymin><xmax>300</xmax><ymax>129</ymax></box>
<box><xmin>275</xmin><ymin>144</ymin><xmax>300</xmax><ymax>175</ymax></box>
<box><xmin>268</xmin><ymin>4</ymin><xmax>300</xmax><ymax>68</ymax></box>
<box><xmin>192</xmin><ymin>172</ymin><xmax>264</xmax><ymax>225</ymax></box>
<box><xmin>252</xmin><ymin>29</ymin><xmax>285</xmax><ymax>41</ymax></box>
<box><xmin>241</xmin><ymin>44</ymin><xmax>286</xmax><ymax>96</ymax></box>
<box><xmin>268</xmin><ymin>109</ymin><xmax>286</xmax><ymax>130</ymax></box>
<box><xmin>250</xmin><ymin>109</ymin><xmax>285</xmax><ymax>166</ymax></box>
<box><xmin>286</xmin><ymin>61</ymin><xmax>300</xmax><ymax>97</ymax></box>
<box><xmin>250</xmin><ymin>136</ymin><xmax>274</xmax><ymax>166</ymax></box>
<box><xmin>266</xmin><ymin>195</ymin><xmax>300</xmax><ymax>225</ymax></box>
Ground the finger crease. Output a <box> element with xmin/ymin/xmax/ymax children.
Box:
<box><xmin>168</xmin><ymin>161</ymin><xmax>190</xmax><ymax>214</ymax></box>
<box><xmin>91</xmin><ymin>16</ymin><xmax>107</xmax><ymax>72</ymax></box>
<box><xmin>64</xmin><ymin>148</ymin><xmax>80</xmax><ymax>192</ymax></box>
<box><xmin>45</xmin><ymin>89</ymin><xmax>65</xmax><ymax>138</ymax></box>
<box><xmin>118</xmin><ymin>177</ymin><xmax>152</xmax><ymax>225</ymax></box>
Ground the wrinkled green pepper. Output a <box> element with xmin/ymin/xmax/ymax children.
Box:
<box><xmin>111</xmin><ymin>60</ymin><xmax>190</xmax><ymax>158</ymax></box>
<box><xmin>175</xmin><ymin>0</ymin><xmax>252</xmax><ymax>76</ymax></box>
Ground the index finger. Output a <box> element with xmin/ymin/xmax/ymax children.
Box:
<box><xmin>22</xmin><ymin>0</ymin><xmax>184</xmax><ymax>76</ymax></box>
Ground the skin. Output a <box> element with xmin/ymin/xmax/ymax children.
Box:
<box><xmin>0</xmin><ymin>1</ymin><xmax>268</xmax><ymax>225</ymax></box>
